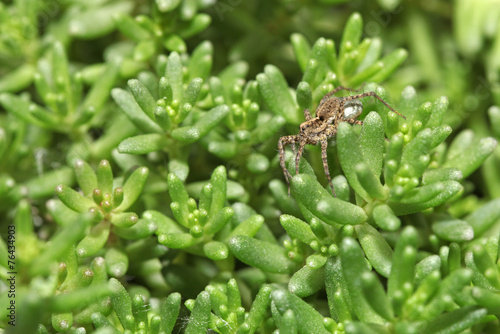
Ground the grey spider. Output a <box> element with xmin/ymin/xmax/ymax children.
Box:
<box><xmin>278</xmin><ymin>86</ymin><xmax>405</xmax><ymax>196</ymax></box>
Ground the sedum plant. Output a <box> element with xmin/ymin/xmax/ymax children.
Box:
<box><xmin>0</xmin><ymin>42</ymin><xmax>120</xmax><ymax>138</ymax></box>
<box><xmin>3</xmin><ymin>2</ymin><xmax>500</xmax><ymax>334</ymax></box>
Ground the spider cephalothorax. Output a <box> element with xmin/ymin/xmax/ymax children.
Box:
<box><xmin>278</xmin><ymin>86</ymin><xmax>405</xmax><ymax>196</ymax></box>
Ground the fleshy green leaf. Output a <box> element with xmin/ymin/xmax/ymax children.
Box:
<box><xmin>76</xmin><ymin>221</ymin><xmax>111</xmax><ymax>258</ymax></box>
<box><xmin>109</xmin><ymin>278</ymin><xmax>135</xmax><ymax>331</ymax></box>
<box><xmin>105</xmin><ymin>247</ymin><xmax>129</xmax><ymax>278</ymax></box>
<box><xmin>340</xmin><ymin>237</ymin><xmax>385</xmax><ymax>324</ymax></box>
<box><xmin>373</xmin><ymin>204</ymin><xmax>401</xmax><ymax>231</ymax></box>
<box><xmin>337</xmin><ymin>122</ymin><xmax>370</xmax><ymax>200</ymax></box>
<box><xmin>465</xmin><ymin>198</ymin><xmax>500</xmax><ymax>236</ymax></box>
<box><xmin>360</xmin><ymin>271</ymin><xmax>394</xmax><ymax>320</ymax></box>
<box><xmin>443</xmin><ymin>136</ymin><xmax>497</xmax><ymax>178</ymax></box>
<box><xmin>112</xmin><ymin>88</ymin><xmax>163</xmax><ymax>133</ymax></box>
<box><xmin>288</xmin><ymin>265</ymin><xmax>325</xmax><ymax>297</ymax></box>
<box><xmin>280</xmin><ymin>215</ymin><xmax>319</xmax><ymax>245</ymax></box>
<box><xmin>389</xmin><ymin>181</ymin><xmax>463</xmax><ymax>216</ymax></box>
<box><xmin>203</xmin><ymin>241</ymin><xmax>229</xmax><ymax>260</ymax></box>
<box><xmin>359</xmin><ymin>112</ymin><xmax>385</xmax><ymax>177</ymax></box>
<box><xmin>115</xmin><ymin>167</ymin><xmax>149</xmax><ymax>211</ymax></box>
<box><xmin>257</xmin><ymin>65</ymin><xmax>300</xmax><ymax>124</ymax></box>
<box><xmin>271</xmin><ymin>287</ymin><xmax>331</xmax><ymax>334</ymax></box>
<box><xmin>30</xmin><ymin>213</ymin><xmax>93</xmax><ymax>276</ymax></box>
<box><xmin>355</xmin><ymin>222</ymin><xmax>393</xmax><ymax>277</ymax></box>
<box><xmin>118</xmin><ymin>134</ymin><xmax>168</xmax><ymax>154</ymax></box>
<box><xmin>69</xmin><ymin>2</ymin><xmax>133</xmax><ymax>39</ymax></box>
<box><xmin>292</xmin><ymin>174</ymin><xmax>367</xmax><ymax>225</ymax></box>
<box><xmin>291</xmin><ymin>33</ymin><xmax>312</xmax><ymax>72</ymax></box>
<box><xmin>159</xmin><ymin>293</ymin><xmax>181</xmax><ymax>333</ymax></box>
<box><xmin>55</xmin><ymin>185</ymin><xmax>95</xmax><ymax>213</ymax></box>
<box><xmin>128</xmin><ymin>79</ymin><xmax>157</xmax><ymax>120</ymax></box>
<box><xmin>432</xmin><ymin>217</ymin><xmax>474</xmax><ymax>242</ymax></box>
<box><xmin>229</xmin><ymin>235</ymin><xmax>294</xmax><ymax>274</ymax></box>
<box><xmin>185</xmin><ymin>291</ymin><xmax>211</xmax><ymax>334</ymax></box>
<box><xmin>247</xmin><ymin>286</ymin><xmax>272</xmax><ymax>333</ymax></box>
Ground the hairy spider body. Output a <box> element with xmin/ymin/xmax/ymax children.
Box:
<box><xmin>278</xmin><ymin>86</ymin><xmax>404</xmax><ymax>196</ymax></box>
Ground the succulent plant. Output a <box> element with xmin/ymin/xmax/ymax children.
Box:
<box><xmin>2</xmin><ymin>1</ymin><xmax>500</xmax><ymax>334</ymax></box>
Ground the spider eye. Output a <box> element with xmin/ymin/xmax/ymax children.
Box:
<box><xmin>343</xmin><ymin>100</ymin><xmax>363</xmax><ymax>120</ymax></box>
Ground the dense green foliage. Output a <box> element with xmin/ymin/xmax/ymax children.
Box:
<box><xmin>2</xmin><ymin>0</ymin><xmax>500</xmax><ymax>333</ymax></box>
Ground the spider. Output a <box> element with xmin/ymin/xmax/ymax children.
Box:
<box><xmin>278</xmin><ymin>86</ymin><xmax>405</xmax><ymax>196</ymax></box>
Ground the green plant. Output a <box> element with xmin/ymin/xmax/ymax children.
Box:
<box><xmin>2</xmin><ymin>1</ymin><xmax>500</xmax><ymax>334</ymax></box>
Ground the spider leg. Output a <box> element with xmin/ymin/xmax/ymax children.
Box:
<box><xmin>303</xmin><ymin>108</ymin><xmax>312</xmax><ymax>121</ymax></box>
<box><xmin>295</xmin><ymin>138</ymin><xmax>307</xmax><ymax>176</ymax></box>
<box><xmin>318</xmin><ymin>86</ymin><xmax>361</xmax><ymax>109</ymax></box>
<box><xmin>278</xmin><ymin>135</ymin><xmax>295</xmax><ymax>195</ymax></box>
<box><xmin>351</xmin><ymin>119</ymin><xmax>363</xmax><ymax>126</ymax></box>
<box><xmin>345</xmin><ymin>91</ymin><xmax>406</xmax><ymax>119</ymax></box>
<box><xmin>320</xmin><ymin>138</ymin><xmax>336</xmax><ymax>197</ymax></box>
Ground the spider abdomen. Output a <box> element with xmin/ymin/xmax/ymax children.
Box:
<box><xmin>343</xmin><ymin>99</ymin><xmax>363</xmax><ymax>120</ymax></box>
